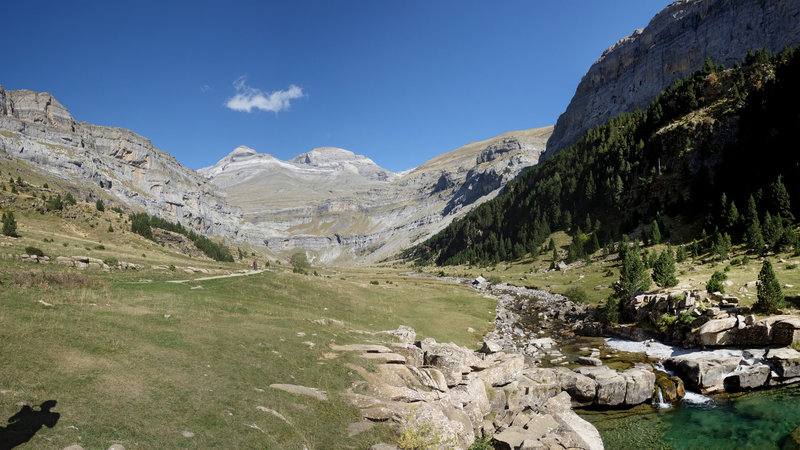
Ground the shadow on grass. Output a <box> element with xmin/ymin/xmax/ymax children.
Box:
<box><xmin>0</xmin><ymin>400</ymin><xmax>60</xmax><ymax>450</ymax></box>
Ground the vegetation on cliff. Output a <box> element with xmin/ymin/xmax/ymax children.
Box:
<box><xmin>409</xmin><ymin>47</ymin><xmax>800</xmax><ymax>267</ymax></box>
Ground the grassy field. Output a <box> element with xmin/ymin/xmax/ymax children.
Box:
<box><xmin>0</xmin><ymin>262</ymin><xmax>495</xmax><ymax>448</ymax></box>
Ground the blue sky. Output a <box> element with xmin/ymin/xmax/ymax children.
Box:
<box><xmin>3</xmin><ymin>1</ymin><xmax>671</xmax><ymax>172</ymax></box>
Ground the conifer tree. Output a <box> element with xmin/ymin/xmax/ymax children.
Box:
<box><xmin>706</xmin><ymin>270</ymin><xmax>727</xmax><ymax>294</ymax></box>
<box><xmin>651</xmin><ymin>220</ymin><xmax>661</xmax><ymax>245</ymax></box>
<box><xmin>769</xmin><ymin>175</ymin><xmax>794</xmax><ymax>221</ymax></box>
<box><xmin>615</xmin><ymin>249</ymin><xmax>651</xmax><ymax>300</ymax></box>
<box><xmin>675</xmin><ymin>245</ymin><xmax>687</xmax><ymax>263</ymax></box>
<box><xmin>652</xmin><ymin>248</ymin><xmax>678</xmax><ymax>288</ymax></box>
<box><xmin>745</xmin><ymin>195</ymin><xmax>765</xmax><ymax>252</ymax></box>
<box><xmin>755</xmin><ymin>260</ymin><xmax>785</xmax><ymax>313</ymax></box>
<box><xmin>2</xmin><ymin>211</ymin><xmax>18</xmax><ymax>237</ymax></box>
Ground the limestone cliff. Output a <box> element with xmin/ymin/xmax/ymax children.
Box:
<box><xmin>544</xmin><ymin>0</ymin><xmax>800</xmax><ymax>157</ymax></box>
<box><xmin>0</xmin><ymin>87</ymin><xmax>241</xmax><ymax>238</ymax></box>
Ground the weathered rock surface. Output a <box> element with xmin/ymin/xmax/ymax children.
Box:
<box><xmin>545</xmin><ymin>0</ymin><xmax>800</xmax><ymax>156</ymax></box>
<box><xmin>0</xmin><ymin>88</ymin><xmax>241</xmax><ymax>239</ymax></box>
<box><xmin>200</xmin><ymin>128</ymin><xmax>551</xmax><ymax>264</ymax></box>
<box><xmin>339</xmin><ymin>328</ymin><xmax>604</xmax><ymax>449</ymax></box>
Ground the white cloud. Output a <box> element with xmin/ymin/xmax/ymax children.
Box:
<box><xmin>200</xmin><ymin>84</ymin><xmax>211</xmax><ymax>93</ymax></box>
<box><xmin>225</xmin><ymin>76</ymin><xmax>304</xmax><ymax>113</ymax></box>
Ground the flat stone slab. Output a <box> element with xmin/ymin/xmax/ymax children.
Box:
<box><xmin>330</xmin><ymin>343</ymin><xmax>392</xmax><ymax>353</ymax></box>
<box><xmin>269</xmin><ymin>384</ymin><xmax>328</xmax><ymax>401</ymax></box>
<box><xmin>359</xmin><ymin>352</ymin><xmax>406</xmax><ymax>363</ymax></box>
<box><xmin>347</xmin><ymin>420</ymin><xmax>376</xmax><ymax>437</ymax></box>
<box><xmin>256</xmin><ymin>406</ymin><xmax>290</xmax><ymax>424</ymax></box>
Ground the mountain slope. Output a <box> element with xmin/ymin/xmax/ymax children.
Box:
<box><xmin>201</xmin><ymin>127</ymin><xmax>552</xmax><ymax>264</ymax></box>
<box><xmin>411</xmin><ymin>47</ymin><xmax>800</xmax><ymax>266</ymax></box>
<box><xmin>0</xmin><ymin>87</ymin><xmax>241</xmax><ymax>239</ymax></box>
<box><xmin>545</xmin><ymin>0</ymin><xmax>800</xmax><ymax>157</ymax></box>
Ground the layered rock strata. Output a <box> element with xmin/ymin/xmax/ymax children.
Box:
<box><xmin>201</xmin><ymin>128</ymin><xmax>551</xmax><ymax>264</ymax></box>
<box><xmin>545</xmin><ymin>0</ymin><xmax>800</xmax><ymax>157</ymax></box>
<box><xmin>0</xmin><ymin>87</ymin><xmax>241</xmax><ymax>238</ymax></box>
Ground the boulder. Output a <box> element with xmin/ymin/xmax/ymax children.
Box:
<box><xmin>446</xmin><ymin>377</ymin><xmax>491</xmax><ymax>429</ymax></box>
<box><xmin>771</xmin><ymin>317</ymin><xmax>800</xmax><ymax>346</ymax></box>
<box><xmin>723</xmin><ymin>364</ymin><xmax>771</xmax><ymax>392</ymax></box>
<box><xmin>474</xmin><ymin>353</ymin><xmax>524</xmax><ymax>387</ymax></box>
<box><xmin>390</xmin><ymin>343</ymin><xmax>424</xmax><ymax>367</ymax></box>
<box><xmin>575</xmin><ymin>366</ymin><xmax>626</xmax><ymax>406</ymax></box>
<box><xmin>667</xmin><ymin>352</ymin><xmax>742</xmax><ymax>393</ymax></box>
<box><xmin>696</xmin><ymin>317</ymin><xmax>738</xmax><ymax>346</ymax></box>
<box><xmin>554</xmin><ymin>368</ymin><xmax>596</xmax><ymax>406</ymax></box>
<box><xmin>409</xmin><ymin>367</ymin><xmax>449</xmax><ymax>393</ymax></box>
<box><xmin>622</xmin><ymin>367</ymin><xmax>655</xmax><ymax>405</ymax></box>
<box><xmin>655</xmin><ymin>374</ymin><xmax>685</xmax><ymax>403</ymax></box>
<box><xmin>765</xmin><ymin>348</ymin><xmax>800</xmax><ymax>378</ymax></box>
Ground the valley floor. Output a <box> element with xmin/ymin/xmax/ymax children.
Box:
<box><xmin>0</xmin><ymin>262</ymin><xmax>495</xmax><ymax>448</ymax></box>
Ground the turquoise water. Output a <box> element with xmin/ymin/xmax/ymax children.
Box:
<box><xmin>580</xmin><ymin>385</ymin><xmax>800</xmax><ymax>449</ymax></box>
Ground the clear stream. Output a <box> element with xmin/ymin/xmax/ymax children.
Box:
<box><xmin>579</xmin><ymin>384</ymin><xmax>800</xmax><ymax>449</ymax></box>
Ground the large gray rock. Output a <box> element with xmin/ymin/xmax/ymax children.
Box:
<box><xmin>723</xmin><ymin>364</ymin><xmax>771</xmax><ymax>391</ymax></box>
<box><xmin>575</xmin><ymin>366</ymin><xmax>626</xmax><ymax>406</ymax></box>
<box><xmin>765</xmin><ymin>348</ymin><xmax>800</xmax><ymax>378</ymax></box>
<box><xmin>697</xmin><ymin>317</ymin><xmax>738</xmax><ymax>346</ymax></box>
<box><xmin>622</xmin><ymin>367</ymin><xmax>655</xmax><ymax>405</ymax></box>
<box><xmin>545</xmin><ymin>0</ymin><xmax>800</xmax><ymax>156</ymax></box>
<box><xmin>667</xmin><ymin>351</ymin><xmax>742</xmax><ymax>393</ymax></box>
<box><xmin>555</xmin><ymin>367</ymin><xmax>596</xmax><ymax>406</ymax></box>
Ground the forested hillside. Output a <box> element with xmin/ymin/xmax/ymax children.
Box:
<box><xmin>409</xmin><ymin>47</ymin><xmax>800</xmax><ymax>266</ymax></box>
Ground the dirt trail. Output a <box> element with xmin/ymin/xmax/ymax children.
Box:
<box><xmin>166</xmin><ymin>269</ymin><xmax>266</xmax><ymax>284</ymax></box>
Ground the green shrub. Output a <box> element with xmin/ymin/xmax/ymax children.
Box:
<box><xmin>169</xmin><ymin>264</ymin><xmax>176</xmax><ymax>271</ymax></box>
<box><xmin>706</xmin><ymin>271</ymin><xmax>727</xmax><ymax>294</ymax></box>
<box><xmin>96</xmin><ymin>199</ymin><xmax>105</xmax><ymax>211</ymax></box>
<box><xmin>786</xmin><ymin>264</ymin><xmax>797</xmax><ymax>270</ymax></box>
<box><xmin>469</xmin><ymin>436</ymin><xmax>494</xmax><ymax>450</ymax></box>
<box><xmin>24</xmin><ymin>246</ymin><xmax>44</xmax><ymax>257</ymax></box>
<box><xmin>679</xmin><ymin>310</ymin><xmax>696</xmax><ymax>326</ymax></box>
<box><xmin>2</xmin><ymin>211</ymin><xmax>18</xmax><ymax>237</ymax></box>
<box><xmin>291</xmin><ymin>252</ymin><xmax>310</xmax><ymax>274</ymax></box>
<box><xmin>103</xmin><ymin>257</ymin><xmax>118</xmax><ymax>267</ymax></box>
<box><xmin>658</xmin><ymin>314</ymin><xmax>676</xmax><ymax>331</ymax></box>
<box><xmin>370</xmin><ymin>280</ymin><xmax>379</xmax><ymax>285</ymax></box>
<box><xmin>742</xmin><ymin>255</ymin><xmax>750</xmax><ymax>265</ymax></box>
<box><xmin>486</xmin><ymin>275</ymin><xmax>502</xmax><ymax>284</ymax></box>
<box><xmin>93</xmin><ymin>244</ymin><xmax>105</xmax><ymax>250</ymax></box>
<box><xmin>564</xmin><ymin>286</ymin><xmax>589</xmax><ymax>303</ymax></box>
<box><xmin>64</xmin><ymin>192</ymin><xmax>76</xmax><ymax>205</ymax></box>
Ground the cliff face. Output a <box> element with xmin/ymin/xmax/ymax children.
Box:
<box><xmin>0</xmin><ymin>87</ymin><xmax>242</xmax><ymax>238</ymax></box>
<box><xmin>544</xmin><ymin>0</ymin><xmax>800</xmax><ymax>157</ymax></box>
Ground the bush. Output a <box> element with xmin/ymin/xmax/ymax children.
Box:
<box><xmin>564</xmin><ymin>286</ymin><xmax>589</xmax><ymax>303</ymax></box>
<box><xmin>469</xmin><ymin>437</ymin><xmax>494</xmax><ymax>450</ymax></box>
<box><xmin>103</xmin><ymin>257</ymin><xmax>118</xmax><ymax>266</ymax></box>
<box><xmin>677</xmin><ymin>311</ymin><xmax>695</xmax><ymax>326</ymax></box>
<box><xmin>706</xmin><ymin>271</ymin><xmax>727</xmax><ymax>294</ymax></box>
<box><xmin>96</xmin><ymin>199</ymin><xmax>105</xmax><ymax>211</ymax></box>
<box><xmin>93</xmin><ymin>244</ymin><xmax>105</xmax><ymax>250</ymax></box>
<box><xmin>168</xmin><ymin>264</ymin><xmax>176</xmax><ymax>271</ymax></box>
<box><xmin>291</xmin><ymin>252</ymin><xmax>310</xmax><ymax>274</ymax></box>
<box><xmin>370</xmin><ymin>280</ymin><xmax>380</xmax><ymax>285</ymax></box>
<box><xmin>24</xmin><ymin>246</ymin><xmax>44</xmax><ymax>257</ymax></box>
<box><xmin>486</xmin><ymin>275</ymin><xmax>503</xmax><ymax>284</ymax></box>
<box><xmin>787</xmin><ymin>264</ymin><xmax>797</xmax><ymax>270</ymax></box>
<box><xmin>658</xmin><ymin>314</ymin><xmax>677</xmax><ymax>331</ymax></box>
<box><xmin>64</xmin><ymin>192</ymin><xmax>76</xmax><ymax>205</ymax></box>
<box><xmin>742</xmin><ymin>255</ymin><xmax>750</xmax><ymax>265</ymax></box>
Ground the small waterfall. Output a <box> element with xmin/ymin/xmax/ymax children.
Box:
<box><xmin>653</xmin><ymin>361</ymin><xmax>675</xmax><ymax>377</ymax></box>
<box><xmin>683</xmin><ymin>391</ymin><xmax>716</xmax><ymax>407</ymax></box>
<box><xmin>654</xmin><ymin>386</ymin><xmax>671</xmax><ymax>409</ymax></box>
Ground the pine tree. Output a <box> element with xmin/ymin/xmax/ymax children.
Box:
<box><xmin>96</xmin><ymin>199</ymin><xmax>105</xmax><ymax>211</ymax></box>
<box><xmin>769</xmin><ymin>175</ymin><xmax>794</xmax><ymax>221</ymax></box>
<box><xmin>745</xmin><ymin>195</ymin><xmax>765</xmax><ymax>252</ymax></box>
<box><xmin>651</xmin><ymin>220</ymin><xmax>661</xmax><ymax>245</ymax></box>
<box><xmin>549</xmin><ymin>245</ymin><xmax>559</xmax><ymax>270</ymax></box>
<box><xmin>652</xmin><ymin>249</ymin><xmax>678</xmax><ymax>288</ymax></box>
<box><xmin>590</xmin><ymin>234</ymin><xmax>601</xmax><ymax>254</ymax></box>
<box><xmin>602</xmin><ymin>295</ymin><xmax>619</xmax><ymax>325</ymax></box>
<box><xmin>676</xmin><ymin>245</ymin><xmax>687</xmax><ymax>263</ymax></box>
<box><xmin>755</xmin><ymin>260</ymin><xmax>785</xmax><ymax>313</ymax></box>
<box><xmin>615</xmin><ymin>249</ymin><xmax>651</xmax><ymax>300</ymax></box>
<box><xmin>2</xmin><ymin>211</ymin><xmax>18</xmax><ymax>237</ymax></box>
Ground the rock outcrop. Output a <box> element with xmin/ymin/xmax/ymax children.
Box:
<box><xmin>545</xmin><ymin>0</ymin><xmax>800</xmax><ymax>157</ymax></box>
<box><xmin>338</xmin><ymin>329</ymin><xmax>607</xmax><ymax>450</ymax></box>
<box><xmin>0</xmin><ymin>87</ymin><xmax>241</xmax><ymax>239</ymax></box>
<box><xmin>666</xmin><ymin>347</ymin><xmax>800</xmax><ymax>394</ymax></box>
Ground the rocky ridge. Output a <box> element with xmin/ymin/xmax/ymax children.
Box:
<box><xmin>201</xmin><ymin>128</ymin><xmax>551</xmax><ymax>264</ymax></box>
<box><xmin>0</xmin><ymin>87</ymin><xmax>241</xmax><ymax>239</ymax></box>
<box><xmin>545</xmin><ymin>0</ymin><xmax>800</xmax><ymax>157</ymax></box>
